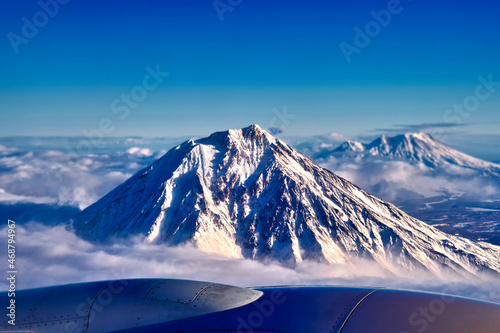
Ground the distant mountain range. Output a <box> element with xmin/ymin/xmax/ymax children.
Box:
<box><xmin>311</xmin><ymin>132</ymin><xmax>500</xmax><ymax>246</ymax></box>
<box><xmin>315</xmin><ymin>132</ymin><xmax>500</xmax><ymax>175</ymax></box>
<box><xmin>73</xmin><ymin>125</ymin><xmax>500</xmax><ymax>277</ymax></box>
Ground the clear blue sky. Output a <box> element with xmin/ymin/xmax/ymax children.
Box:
<box><xmin>1</xmin><ymin>0</ymin><xmax>499</xmax><ymax>140</ymax></box>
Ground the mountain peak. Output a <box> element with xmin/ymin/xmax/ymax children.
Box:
<box><xmin>408</xmin><ymin>131</ymin><xmax>432</xmax><ymax>139</ymax></box>
<box><xmin>332</xmin><ymin>140</ymin><xmax>365</xmax><ymax>153</ymax></box>
<box><xmin>240</xmin><ymin>124</ymin><xmax>277</xmax><ymax>143</ymax></box>
<box><xmin>72</xmin><ymin>126</ymin><xmax>500</xmax><ymax>276</ymax></box>
<box><xmin>323</xmin><ymin>132</ymin><xmax>498</xmax><ymax>170</ymax></box>
<box><xmin>243</xmin><ymin>123</ymin><xmax>265</xmax><ymax>134</ymax></box>
<box><xmin>204</xmin><ymin>124</ymin><xmax>277</xmax><ymax>148</ymax></box>
<box><xmin>396</xmin><ymin>132</ymin><xmax>434</xmax><ymax>142</ymax></box>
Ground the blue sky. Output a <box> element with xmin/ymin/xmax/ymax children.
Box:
<box><xmin>1</xmin><ymin>0</ymin><xmax>499</xmax><ymax>145</ymax></box>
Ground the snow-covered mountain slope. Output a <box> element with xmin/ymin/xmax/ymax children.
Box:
<box><xmin>316</xmin><ymin>132</ymin><xmax>500</xmax><ymax>174</ymax></box>
<box><xmin>73</xmin><ymin>125</ymin><xmax>500</xmax><ymax>277</ymax></box>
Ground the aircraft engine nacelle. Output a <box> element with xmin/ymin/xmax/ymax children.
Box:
<box><xmin>1</xmin><ymin>278</ymin><xmax>499</xmax><ymax>332</ymax></box>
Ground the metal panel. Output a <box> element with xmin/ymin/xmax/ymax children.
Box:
<box><xmin>87</xmin><ymin>279</ymin><xmax>263</xmax><ymax>333</ymax></box>
<box><xmin>339</xmin><ymin>289</ymin><xmax>500</xmax><ymax>333</ymax></box>
<box><xmin>3</xmin><ymin>279</ymin><xmax>500</xmax><ymax>333</ymax></box>
<box><xmin>147</xmin><ymin>280</ymin><xmax>210</xmax><ymax>303</ymax></box>
<box><xmin>0</xmin><ymin>280</ymin><xmax>110</xmax><ymax>333</ymax></box>
<box><xmin>123</xmin><ymin>286</ymin><xmax>378</xmax><ymax>333</ymax></box>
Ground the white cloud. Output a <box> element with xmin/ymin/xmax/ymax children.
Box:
<box><xmin>0</xmin><ymin>223</ymin><xmax>499</xmax><ymax>304</ymax></box>
<box><xmin>0</xmin><ymin>144</ymin><xmax>17</xmax><ymax>155</ymax></box>
<box><xmin>126</xmin><ymin>147</ymin><xmax>153</xmax><ymax>157</ymax></box>
<box><xmin>124</xmin><ymin>138</ymin><xmax>146</xmax><ymax>145</ymax></box>
<box><xmin>322</xmin><ymin>132</ymin><xmax>345</xmax><ymax>142</ymax></box>
<box><xmin>318</xmin><ymin>157</ymin><xmax>500</xmax><ymax>203</ymax></box>
<box><xmin>0</xmin><ymin>145</ymin><xmax>160</xmax><ymax>210</ymax></box>
<box><xmin>0</xmin><ymin>136</ymin><xmax>499</xmax><ymax>305</ymax></box>
<box><xmin>0</xmin><ymin>188</ymin><xmax>57</xmax><ymax>204</ymax></box>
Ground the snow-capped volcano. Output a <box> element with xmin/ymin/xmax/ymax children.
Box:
<box><xmin>73</xmin><ymin>125</ymin><xmax>500</xmax><ymax>277</ymax></box>
<box><xmin>318</xmin><ymin>132</ymin><xmax>500</xmax><ymax>173</ymax></box>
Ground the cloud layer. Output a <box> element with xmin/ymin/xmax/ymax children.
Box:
<box><xmin>0</xmin><ymin>144</ymin><xmax>167</xmax><ymax>210</ymax></box>
<box><xmin>1</xmin><ymin>136</ymin><xmax>499</xmax><ymax>305</ymax></box>
<box><xmin>318</xmin><ymin>157</ymin><xmax>500</xmax><ymax>203</ymax></box>
<box><xmin>1</xmin><ymin>223</ymin><xmax>499</xmax><ymax>304</ymax></box>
